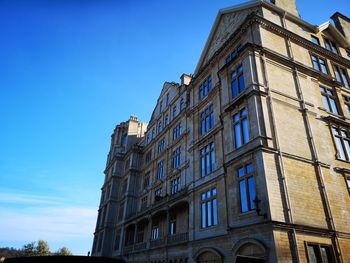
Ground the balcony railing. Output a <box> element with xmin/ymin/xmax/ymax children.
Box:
<box><xmin>167</xmin><ymin>232</ymin><xmax>188</xmax><ymax>244</ymax></box>
<box><xmin>150</xmin><ymin>237</ymin><xmax>165</xmax><ymax>248</ymax></box>
<box><xmin>134</xmin><ymin>242</ymin><xmax>147</xmax><ymax>251</ymax></box>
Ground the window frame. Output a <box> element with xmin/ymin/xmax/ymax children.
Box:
<box><xmin>231</xmin><ymin>64</ymin><xmax>245</xmax><ymax>99</ymax></box>
<box><xmin>311</xmin><ymin>54</ymin><xmax>329</xmax><ymax>74</ymax></box>
<box><xmin>200</xmin><ymin>142</ymin><xmax>215</xmax><ymax>177</ymax></box>
<box><xmin>311</xmin><ymin>35</ymin><xmax>320</xmax><ymax>45</ymax></box>
<box><xmin>331</xmin><ymin>126</ymin><xmax>350</xmax><ymax>161</ymax></box>
<box><xmin>201</xmin><ymin>187</ymin><xmax>218</xmax><ymax>229</ymax></box>
<box><xmin>199</xmin><ymin>76</ymin><xmax>213</xmax><ymax>100</ymax></box>
<box><xmin>156</xmin><ymin>160</ymin><xmax>165</xmax><ymax>180</ymax></box>
<box><xmin>343</xmin><ymin>95</ymin><xmax>350</xmax><ymax>118</ymax></box>
<box><xmin>237</xmin><ymin>162</ymin><xmax>256</xmax><ymax>214</ymax></box>
<box><xmin>320</xmin><ymin>86</ymin><xmax>340</xmax><ymax>115</ymax></box>
<box><xmin>323</xmin><ymin>37</ymin><xmax>338</xmax><ymax>54</ymax></box>
<box><xmin>170</xmin><ymin>176</ymin><xmax>181</xmax><ymax>195</ymax></box>
<box><xmin>200</xmin><ymin>104</ymin><xmax>214</xmax><ymax>136</ymax></box>
<box><xmin>233</xmin><ymin>107</ymin><xmax>250</xmax><ymax>148</ymax></box>
<box><xmin>333</xmin><ymin>63</ymin><xmax>350</xmax><ymax>89</ymax></box>
<box><xmin>305</xmin><ymin>242</ymin><xmax>335</xmax><ymax>263</ymax></box>
<box><xmin>172</xmin><ymin>146</ymin><xmax>181</xmax><ymax>169</ymax></box>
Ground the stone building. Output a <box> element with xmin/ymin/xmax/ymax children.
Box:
<box><xmin>92</xmin><ymin>0</ymin><xmax>350</xmax><ymax>262</ymax></box>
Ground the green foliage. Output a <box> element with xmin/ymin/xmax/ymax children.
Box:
<box><xmin>55</xmin><ymin>247</ymin><xmax>72</xmax><ymax>256</ymax></box>
<box><xmin>23</xmin><ymin>242</ymin><xmax>36</xmax><ymax>257</ymax></box>
<box><xmin>35</xmin><ymin>240</ymin><xmax>50</xmax><ymax>256</ymax></box>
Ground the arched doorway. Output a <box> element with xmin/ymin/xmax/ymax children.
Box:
<box><xmin>195</xmin><ymin>248</ymin><xmax>223</xmax><ymax>263</ymax></box>
<box><xmin>233</xmin><ymin>239</ymin><xmax>266</xmax><ymax>263</ymax></box>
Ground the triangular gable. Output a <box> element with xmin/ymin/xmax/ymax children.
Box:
<box><xmin>317</xmin><ymin>21</ymin><xmax>349</xmax><ymax>47</ymax></box>
<box><xmin>194</xmin><ymin>0</ymin><xmax>260</xmax><ymax>75</ymax></box>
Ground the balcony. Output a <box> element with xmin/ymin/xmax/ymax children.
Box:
<box><xmin>134</xmin><ymin>242</ymin><xmax>147</xmax><ymax>251</ymax></box>
<box><xmin>167</xmin><ymin>232</ymin><xmax>188</xmax><ymax>245</ymax></box>
<box><xmin>150</xmin><ymin>237</ymin><xmax>166</xmax><ymax>248</ymax></box>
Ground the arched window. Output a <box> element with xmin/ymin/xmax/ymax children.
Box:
<box><xmin>173</xmin><ymin>106</ymin><xmax>177</xmax><ymax>119</ymax></box>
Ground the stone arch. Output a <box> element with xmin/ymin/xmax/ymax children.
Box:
<box><xmin>193</xmin><ymin>247</ymin><xmax>223</xmax><ymax>263</ymax></box>
<box><xmin>232</xmin><ymin>238</ymin><xmax>267</xmax><ymax>263</ymax></box>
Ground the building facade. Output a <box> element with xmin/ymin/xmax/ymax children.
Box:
<box><xmin>92</xmin><ymin>0</ymin><xmax>350</xmax><ymax>262</ymax></box>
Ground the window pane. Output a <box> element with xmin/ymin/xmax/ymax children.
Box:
<box><xmin>238</xmin><ymin>75</ymin><xmax>245</xmax><ymax>93</ymax></box>
<box><xmin>307</xmin><ymin>245</ymin><xmax>318</xmax><ymax>263</ymax></box>
<box><xmin>213</xmin><ymin>199</ymin><xmax>218</xmax><ymax>225</ymax></box>
<box><xmin>242</xmin><ymin>117</ymin><xmax>249</xmax><ymax>144</ymax></box>
<box><xmin>234</xmin><ymin>123</ymin><xmax>242</xmax><ymax>148</ymax></box>
<box><xmin>238</xmin><ymin>167</ymin><xmax>245</xmax><ymax>177</ymax></box>
<box><xmin>329</xmin><ymin>98</ymin><xmax>339</xmax><ymax>115</ymax></box>
<box><xmin>335</xmin><ymin>137</ymin><xmax>346</xmax><ymax>160</ymax></box>
<box><xmin>201</xmin><ymin>203</ymin><xmax>206</xmax><ymax>228</ymax></box>
<box><xmin>320</xmin><ymin>59</ymin><xmax>328</xmax><ymax>74</ymax></box>
<box><xmin>312</xmin><ymin>56</ymin><xmax>319</xmax><ymax>71</ymax></box>
<box><xmin>201</xmin><ymin>193</ymin><xmax>206</xmax><ymax>200</ymax></box>
<box><xmin>246</xmin><ymin>163</ymin><xmax>253</xmax><ymax>173</ymax></box>
<box><xmin>232</xmin><ymin>79</ymin><xmax>238</xmax><ymax>98</ymax></box>
<box><xmin>240</xmin><ymin>180</ymin><xmax>248</xmax><ymax>213</ymax></box>
<box><xmin>201</xmin><ymin>156</ymin><xmax>205</xmax><ymax>177</ymax></box>
<box><xmin>346</xmin><ymin>178</ymin><xmax>350</xmax><ymax>188</ymax></box>
<box><xmin>211</xmin><ymin>148</ymin><xmax>215</xmax><ymax>171</ymax></box>
<box><xmin>334</xmin><ymin>66</ymin><xmax>342</xmax><ymax>82</ymax></box>
<box><xmin>233</xmin><ymin>113</ymin><xmax>239</xmax><ymax>122</ymax></box>
<box><xmin>322</xmin><ymin>95</ymin><xmax>331</xmax><ymax>112</ymax></box>
<box><xmin>344</xmin><ymin>140</ymin><xmax>350</xmax><ymax>160</ymax></box>
<box><xmin>210</xmin><ymin>112</ymin><xmax>214</xmax><ymax>129</ymax></box>
<box><xmin>341</xmin><ymin>69</ymin><xmax>350</xmax><ymax>89</ymax></box>
<box><xmin>206</xmin><ymin>152</ymin><xmax>210</xmax><ymax>175</ymax></box>
<box><xmin>320</xmin><ymin>246</ymin><xmax>332</xmax><ymax>263</ymax></box>
<box><xmin>248</xmin><ymin>177</ymin><xmax>256</xmax><ymax>210</ymax></box>
<box><xmin>207</xmin><ymin>200</ymin><xmax>212</xmax><ymax>226</ymax></box>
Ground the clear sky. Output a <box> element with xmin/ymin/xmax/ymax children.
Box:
<box><xmin>0</xmin><ymin>0</ymin><xmax>349</xmax><ymax>256</ymax></box>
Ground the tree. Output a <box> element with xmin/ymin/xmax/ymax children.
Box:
<box><xmin>23</xmin><ymin>242</ymin><xmax>36</xmax><ymax>257</ymax></box>
<box><xmin>55</xmin><ymin>247</ymin><xmax>72</xmax><ymax>256</ymax></box>
<box><xmin>35</xmin><ymin>240</ymin><xmax>50</xmax><ymax>256</ymax></box>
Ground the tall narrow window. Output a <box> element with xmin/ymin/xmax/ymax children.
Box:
<box><xmin>333</xmin><ymin>65</ymin><xmax>350</xmax><ymax>89</ymax></box>
<box><xmin>233</xmin><ymin>107</ymin><xmax>249</xmax><ymax>148</ymax></box>
<box><xmin>231</xmin><ymin>64</ymin><xmax>245</xmax><ymax>98</ymax></box>
<box><xmin>159</xmin><ymin>100</ymin><xmax>163</xmax><ymax>113</ymax></box>
<box><xmin>200</xmin><ymin>104</ymin><xmax>214</xmax><ymax>135</ymax></box>
<box><xmin>114</xmin><ymin>230</ymin><xmax>121</xmax><ymax>250</ymax></box>
<box><xmin>173</xmin><ymin>106</ymin><xmax>177</xmax><ymax>119</ymax></box>
<box><xmin>165</xmin><ymin>114</ymin><xmax>169</xmax><ymax>127</ymax></box>
<box><xmin>158</xmin><ymin>139</ymin><xmax>165</xmax><ymax>153</ymax></box>
<box><xmin>143</xmin><ymin>172</ymin><xmax>150</xmax><ymax>189</ymax></box>
<box><xmin>311</xmin><ymin>55</ymin><xmax>328</xmax><ymax>74</ymax></box>
<box><xmin>343</xmin><ymin>96</ymin><xmax>350</xmax><ymax>117</ymax></box>
<box><xmin>141</xmin><ymin>196</ymin><xmax>148</xmax><ymax>210</ymax></box>
<box><xmin>154</xmin><ymin>188</ymin><xmax>163</xmax><ymax>200</ymax></box>
<box><xmin>170</xmin><ymin>177</ymin><xmax>180</xmax><ymax>195</ymax></box>
<box><xmin>320</xmin><ymin>86</ymin><xmax>339</xmax><ymax>114</ymax></box>
<box><xmin>332</xmin><ymin>127</ymin><xmax>350</xmax><ymax>161</ymax></box>
<box><xmin>118</xmin><ymin>203</ymin><xmax>124</xmax><ymax>222</ymax></box>
<box><xmin>172</xmin><ymin>147</ymin><xmax>181</xmax><ymax>169</ymax></box>
<box><xmin>180</xmin><ymin>98</ymin><xmax>185</xmax><ymax>112</ymax></box>
<box><xmin>238</xmin><ymin>163</ymin><xmax>256</xmax><ymax>213</ymax></box>
<box><xmin>156</xmin><ymin>160</ymin><xmax>165</xmax><ymax>180</ymax></box>
<box><xmin>200</xmin><ymin>142</ymin><xmax>215</xmax><ymax>177</ymax></box>
<box><xmin>201</xmin><ymin>188</ymin><xmax>218</xmax><ymax>228</ymax></box>
<box><xmin>173</xmin><ymin>122</ymin><xmax>182</xmax><ymax>140</ymax></box>
<box><xmin>151</xmin><ymin>225</ymin><xmax>159</xmax><ymax>240</ymax></box>
<box><xmin>324</xmin><ymin>38</ymin><xmax>338</xmax><ymax>54</ymax></box>
<box><xmin>158</xmin><ymin>121</ymin><xmax>162</xmax><ymax>134</ymax></box>
<box><xmin>166</xmin><ymin>93</ymin><xmax>170</xmax><ymax>106</ymax></box>
<box><xmin>169</xmin><ymin>215</ymin><xmax>176</xmax><ymax>235</ymax></box>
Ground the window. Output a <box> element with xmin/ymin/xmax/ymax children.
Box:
<box><xmin>238</xmin><ymin>163</ymin><xmax>256</xmax><ymax>213</ymax></box>
<box><xmin>199</xmin><ymin>76</ymin><xmax>213</xmax><ymax>100</ymax></box>
<box><xmin>145</xmin><ymin>150</ymin><xmax>152</xmax><ymax>164</ymax></box>
<box><xmin>173</xmin><ymin>106</ymin><xmax>177</xmax><ymax>119</ymax></box>
<box><xmin>320</xmin><ymin>86</ymin><xmax>339</xmax><ymax>115</ymax></box>
<box><xmin>180</xmin><ymin>98</ymin><xmax>185</xmax><ymax>112</ymax></box>
<box><xmin>172</xmin><ymin>147</ymin><xmax>181</xmax><ymax>169</ymax></box>
<box><xmin>231</xmin><ymin>64</ymin><xmax>245</xmax><ymax>98</ymax></box>
<box><xmin>136</xmin><ymin>227</ymin><xmax>144</xmax><ymax>243</ymax></box>
<box><xmin>156</xmin><ymin>160</ymin><xmax>165</xmax><ymax>180</ymax></box>
<box><xmin>311</xmin><ymin>35</ymin><xmax>320</xmax><ymax>45</ymax></box>
<box><xmin>343</xmin><ymin>96</ymin><xmax>350</xmax><ymax>117</ymax></box>
<box><xmin>333</xmin><ymin>65</ymin><xmax>350</xmax><ymax>89</ymax></box>
<box><xmin>151</xmin><ymin>225</ymin><xmax>159</xmax><ymax>240</ymax></box>
<box><xmin>143</xmin><ymin>172</ymin><xmax>150</xmax><ymax>189</ymax></box>
<box><xmin>159</xmin><ymin>100</ymin><xmax>163</xmax><ymax>113</ymax></box>
<box><xmin>200</xmin><ymin>142</ymin><xmax>215</xmax><ymax>177</ymax></box>
<box><xmin>226</xmin><ymin>44</ymin><xmax>243</xmax><ymax>64</ymax></box>
<box><xmin>122</xmin><ymin>179</ymin><xmax>128</xmax><ymax>194</ymax></box>
<box><xmin>158</xmin><ymin>121</ymin><xmax>162</xmax><ymax>134</ymax></box>
<box><xmin>166</xmin><ymin>93</ymin><xmax>170</xmax><ymax>106</ymax></box>
<box><xmin>306</xmin><ymin>243</ymin><xmax>334</xmax><ymax>263</ymax></box>
<box><xmin>114</xmin><ymin>230</ymin><xmax>121</xmax><ymax>250</ymax></box>
<box><xmin>346</xmin><ymin>177</ymin><xmax>350</xmax><ymax>192</ymax></box>
<box><xmin>152</xmin><ymin>128</ymin><xmax>155</xmax><ymax>139</ymax></box>
<box><xmin>118</xmin><ymin>203</ymin><xmax>124</xmax><ymax>221</ymax></box>
<box><xmin>155</xmin><ymin>188</ymin><xmax>163</xmax><ymax>200</ymax></box>
<box><xmin>324</xmin><ymin>38</ymin><xmax>338</xmax><ymax>54</ymax></box>
<box><xmin>158</xmin><ymin>139</ymin><xmax>165</xmax><ymax>153</ymax></box>
<box><xmin>173</xmin><ymin>122</ymin><xmax>182</xmax><ymax>140</ymax></box>
<box><xmin>170</xmin><ymin>177</ymin><xmax>180</xmax><ymax>195</ymax></box>
<box><xmin>233</xmin><ymin>107</ymin><xmax>249</xmax><ymax>148</ymax></box>
<box><xmin>332</xmin><ymin>127</ymin><xmax>350</xmax><ymax>161</ymax></box>
<box><xmin>141</xmin><ymin>196</ymin><xmax>148</xmax><ymax>210</ymax></box>
<box><xmin>201</xmin><ymin>187</ymin><xmax>218</xmax><ymax>228</ymax></box>
<box><xmin>200</xmin><ymin>104</ymin><xmax>214</xmax><ymax>135</ymax></box>
<box><xmin>165</xmin><ymin>114</ymin><xmax>169</xmax><ymax>127</ymax></box>
<box><xmin>146</xmin><ymin>133</ymin><xmax>151</xmax><ymax>144</ymax></box>
<box><xmin>169</xmin><ymin>215</ymin><xmax>176</xmax><ymax>235</ymax></box>
<box><xmin>311</xmin><ymin>55</ymin><xmax>328</xmax><ymax>74</ymax></box>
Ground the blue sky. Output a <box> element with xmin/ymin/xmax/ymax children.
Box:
<box><xmin>0</xmin><ymin>0</ymin><xmax>349</xmax><ymax>256</ymax></box>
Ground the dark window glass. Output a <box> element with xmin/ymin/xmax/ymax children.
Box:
<box><xmin>200</xmin><ymin>104</ymin><xmax>214</xmax><ymax>135</ymax></box>
<box><xmin>238</xmin><ymin>163</ymin><xmax>256</xmax><ymax>213</ymax></box>
<box><xmin>320</xmin><ymin>86</ymin><xmax>339</xmax><ymax>115</ymax></box>
<box><xmin>311</xmin><ymin>35</ymin><xmax>320</xmax><ymax>45</ymax></box>
<box><xmin>231</xmin><ymin>64</ymin><xmax>245</xmax><ymax>98</ymax></box>
<box><xmin>233</xmin><ymin>107</ymin><xmax>249</xmax><ymax>148</ymax></box>
<box><xmin>201</xmin><ymin>188</ymin><xmax>218</xmax><ymax>228</ymax></box>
